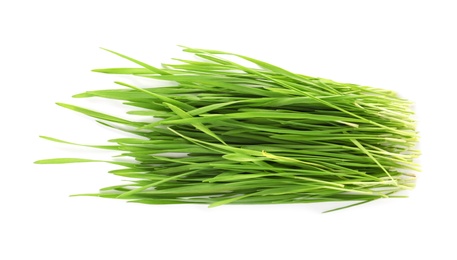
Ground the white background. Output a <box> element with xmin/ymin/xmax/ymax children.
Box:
<box><xmin>1</xmin><ymin>0</ymin><xmax>456</xmax><ymax>259</ymax></box>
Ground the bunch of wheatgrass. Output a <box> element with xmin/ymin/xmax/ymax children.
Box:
<box><xmin>36</xmin><ymin>46</ymin><xmax>419</xmax><ymax>212</ymax></box>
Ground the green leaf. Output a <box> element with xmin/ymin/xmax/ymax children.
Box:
<box><xmin>92</xmin><ymin>68</ymin><xmax>154</xmax><ymax>74</ymax></box>
<box><xmin>56</xmin><ymin>102</ymin><xmax>143</xmax><ymax>127</ymax></box>
<box><xmin>34</xmin><ymin>158</ymin><xmax>99</xmax><ymax>164</ymax></box>
<box><xmin>100</xmin><ymin>48</ymin><xmax>169</xmax><ymax>75</ymax></box>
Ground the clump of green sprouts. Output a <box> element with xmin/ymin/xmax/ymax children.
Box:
<box><xmin>36</xmin><ymin>46</ymin><xmax>419</xmax><ymax>212</ymax></box>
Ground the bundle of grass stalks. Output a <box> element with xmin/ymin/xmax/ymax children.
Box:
<box><xmin>36</xmin><ymin>46</ymin><xmax>419</xmax><ymax>212</ymax></box>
